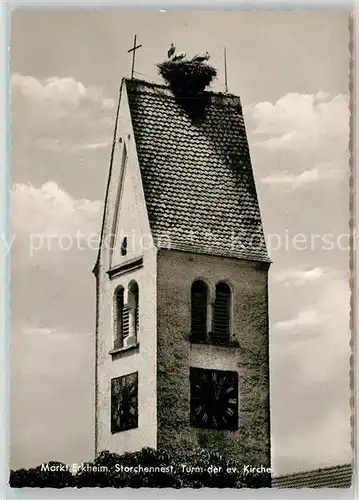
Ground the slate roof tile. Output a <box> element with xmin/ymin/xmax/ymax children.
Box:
<box><xmin>272</xmin><ymin>464</ymin><xmax>353</xmax><ymax>489</ymax></box>
<box><xmin>126</xmin><ymin>79</ymin><xmax>270</xmax><ymax>262</ymax></box>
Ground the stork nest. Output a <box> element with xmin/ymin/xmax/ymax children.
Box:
<box><xmin>157</xmin><ymin>60</ymin><xmax>217</xmax><ymax>96</ymax></box>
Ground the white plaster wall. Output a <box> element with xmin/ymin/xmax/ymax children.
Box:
<box><xmin>95</xmin><ymin>81</ymin><xmax>157</xmax><ymax>456</ymax></box>
<box><xmin>110</xmin><ymin>161</ymin><xmax>144</xmax><ymax>267</ymax></box>
<box><xmin>156</xmin><ymin>249</ymin><xmax>270</xmax><ymax>466</ymax></box>
<box><xmin>96</xmin><ymin>261</ymin><xmax>157</xmax><ymax>455</ymax></box>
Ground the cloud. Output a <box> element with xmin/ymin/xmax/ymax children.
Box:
<box><xmin>12</xmin><ymin>73</ymin><xmax>115</xmax><ymax>111</ymax></box>
<box><xmin>275</xmin><ymin>307</ymin><xmax>331</xmax><ymax>331</ymax></box>
<box><xmin>33</xmin><ymin>138</ymin><xmax>111</xmax><ymax>153</ymax></box>
<box><xmin>272</xmin><ymin>266</ymin><xmax>340</xmax><ymax>286</ymax></box>
<box><xmin>11</xmin><ymin>73</ymin><xmax>115</xmax><ymax>153</ymax></box>
<box><xmin>273</xmin><ymin>405</ymin><xmax>351</xmax><ymax>475</ymax></box>
<box><xmin>272</xmin><ymin>278</ymin><xmax>350</xmax><ymax>376</ymax></box>
<box><xmin>273</xmin><ymin>276</ymin><xmax>351</xmax><ymax>383</ymax></box>
<box><xmin>22</xmin><ymin>326</ymin><xmax>57</xmax><ymax>336</ymax></box>
<box><xmin>11</xmin><ymin>182</ymin><xmax>101</xmax><ymax>337</ymax></box>
<box><xmin>77</xmin><ymin>141</ymin><xmax>111</xmax><ymax>151</ymax></box>
<box><xmin>22</xmin><ymin>325</ymin><xmax>93</xmax><ymax>339</ymax></box>
<box><xmin>270</xmin><ymin>277</ymin><xmax>351</xmax><ymax>474</ymax></box>
<box><xmin>249</xmin><ymin>92</ymin><xmax>349</xmax><ymax>153</ymax></box>
<box><xmin>10</xmin><ymin>181</ymin><xmax>102</xmax><ymax>327</ymax></box>
<box><xmin>11</xmin><ymin>181</ymin><xmax>102</xmax><ymax>238</ymax></box>
<box><xmin>261</xmin><ymin>161</ymin><xmax>345</xmax><ymax>188</ymax></box>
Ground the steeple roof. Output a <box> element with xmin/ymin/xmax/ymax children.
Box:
<box><xmin>125</xmin><ymin>78</ymin><xmax>269</xmax><ymax>263</ymax></box>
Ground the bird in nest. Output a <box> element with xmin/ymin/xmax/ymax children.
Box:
<box><xmin>167</xmin><ymin>42</ymin><xmax>176</xmax><ymax>59</ymax></box>
<box><xmin>191</xmin><ymin>52</ymin><xmax>210</xmax><ymax>63</ymax></box>
<box><xmin>172</xmin><ymin>52</ymin><xmax>187</xmax><ymax>62</ymax></box>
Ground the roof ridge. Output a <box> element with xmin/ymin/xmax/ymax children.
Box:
<box><xmin>124</xmin><ymin>77</ymin><xmax>241</xmax><ymax>100</ymax></box>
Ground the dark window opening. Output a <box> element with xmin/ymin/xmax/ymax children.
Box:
<box><xmin>121</xmin><ymin>237</ymin><xmax>128</xmax><ymax>256</ymax></box>
<box><xmin>191</xmin><ymin>280</ymin><xmax>208</xmax><ymax>342</ymax></box>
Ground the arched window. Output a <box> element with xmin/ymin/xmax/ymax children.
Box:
<box><xmin>191</xmin><ymin>280</ymin><xmax>208</xmax><ymax>342</ymax></box>
<box><xmin>212</xmin><ymin>282</ymin><xmax>231</xmax><ymax>344</ymax></box>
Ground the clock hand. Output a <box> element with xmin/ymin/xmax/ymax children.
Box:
<box><xmin>215</xmin><ymin>377</ymin><xmax>224</xmax><ymax>401</ymax></box>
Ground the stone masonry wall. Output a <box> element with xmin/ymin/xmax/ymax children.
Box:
<box><xmin>156</xmin><ymin>249</ymin><xmax>271</xmax><ymax>468</ymax></box>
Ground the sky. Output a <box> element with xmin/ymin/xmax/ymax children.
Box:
<box><xmin>9</xmin><ymin>10</ymin><xmax>351</xmax><ymax>475</ymax></box>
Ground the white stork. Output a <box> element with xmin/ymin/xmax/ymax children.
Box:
<box><xmin>191</xmin><ymin>51</ymin><xmax>210</xmax><ymax>63</ymax></box>
<box><xmin>167</xmin><ymin>42</ymin><xmax>176</xmax><ymax>59</ymax></box>
<box><xmin>172</xmin><ymin>52</ymin><xmax>186</xmax><ymax>62</ymax></box>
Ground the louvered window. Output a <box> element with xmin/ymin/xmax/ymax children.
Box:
<box><xmin>212</xmin><ymin>282</ymin><xmax>231</xmax><ymax>344</ymax></box>
<box><xmin>191</xmin><ymin>280</ymin><xmax>208</xmax><ymax>342</ymax></box>
<box><xmin>113</xmin><ymin>282</ymin><xmax>139</xmax><ymax>350</ymax></box>
<box><xmin>122</xmin><ymin>307</ymin><xmax>130</xmax><ymax>338</ymax></box>
<box><xmin>135</xmin><ymin>301</ymin><xmax>139</xmax><ymax>334</ymax></box>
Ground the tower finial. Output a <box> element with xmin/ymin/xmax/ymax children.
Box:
<box><xmin>127</xmin><ymin>34</ymin><xmax>142</xmax><ymax>79</ymax></box>
<box><xmin>224</xmin><ymin>46</ymin><xmax>228</xmax><ymax>93</ymax></box>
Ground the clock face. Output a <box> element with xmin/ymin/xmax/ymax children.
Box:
<box><xmin>190</xmin><ymin>368</ymin><xmax>238</xmax><ymax>431</ymax></box>
<box><xmin>111</xmin><ymin>372</ymin><xmax>138</xmax><ymax>433</ymax></box>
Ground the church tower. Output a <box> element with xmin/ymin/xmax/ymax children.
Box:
<box><xmin>93</xmin><ymin>77</ymin><xmax>271</xmax><ymax>468</ymax></box>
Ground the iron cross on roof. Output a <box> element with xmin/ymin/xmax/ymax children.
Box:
<box><xmin>127</xmin><ymin>35</ymin><xmax>142</xmax><ymax>79</ymax></box>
